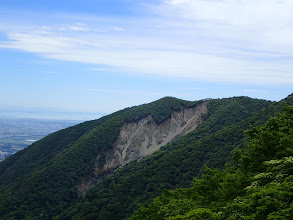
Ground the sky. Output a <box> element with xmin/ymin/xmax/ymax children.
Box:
<box><xmin>0</xmin><ymin>0</ymin><xmax>292</xmax><ymax>120</ymax></box>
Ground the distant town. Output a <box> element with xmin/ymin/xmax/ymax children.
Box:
<box><xmin>0</xmin><ymin>117</ymin><xmax>80</xmax><ymax>162</ymax></box>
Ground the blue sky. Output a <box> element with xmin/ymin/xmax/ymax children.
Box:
<box><xmin>0</xmin><ymin>0</ymin><xmax>292</xmax><ymax>120</ymax></box>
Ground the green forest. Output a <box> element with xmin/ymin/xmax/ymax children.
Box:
<box><xmin>130</xmin><ymin>105</ymin><xmax>293</xmax><ymax>219</ymax></box>
<box><xmin>0</xmin><ymin>94</ymin><xmax>292</xmax><ymax>219</ymax></box>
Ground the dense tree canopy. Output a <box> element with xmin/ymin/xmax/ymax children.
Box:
<box><xmin>0</xmin><ymin>97</ymin><xmax>202</xmax><ymax>219</ymax></box>
<box><xmin>1</xmin><ymin>95</ymin><xmax>292</xmax><ymax>219</ymax></box>
<box><xmin>57</xmin><ymin>97</ymin><xmax>274</xmax><ymax>220</ymax></box>
<box><xmin>130</xmin><ymin>105</ymin><xmax>293</xmax><ymax>220</ymax></box>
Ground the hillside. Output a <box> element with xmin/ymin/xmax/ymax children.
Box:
<box><xmin>1</xmin><ymin>95</ymin><xmax>291</xmax><ymax>219</ymax></box>
<box><xmin>0</xmin><ymin>97</ymin><xmax>202</xmax><ymax>219</ymax></box>
<box><xmin>57</xmin><ymin>96</ymin><xmax>287</xmax><ymax>220</ymax></box>
<box><xmin>129</xmin><ymin>104</ymin><xmax>293</xmax><ymax>220</ymax></box>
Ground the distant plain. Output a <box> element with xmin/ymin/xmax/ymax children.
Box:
<box><xmin>0</xmin><ymin>117</ymin><xmax>81</xmax><ymax>161</ymax></box>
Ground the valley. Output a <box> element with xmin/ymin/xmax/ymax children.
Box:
<box><xmin>0</xmin><ymin>117</ymin><xmax>80</xmax><ymax>162</ymax></box>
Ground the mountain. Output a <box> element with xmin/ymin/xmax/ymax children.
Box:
<box><xmin>0</xmin><ymin>94</ymin><xmax>292</xmax><ymax>219</ymax></box>
<box><xmin>129</xmin><ymin>102</ymin><xmax>293</xmax><ymax>220</ymax></box>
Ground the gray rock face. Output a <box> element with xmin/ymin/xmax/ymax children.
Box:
<box><xmin>78</xmin><ymin>101</ymin><xmax>208</xmax><ymax>195</ymax></box>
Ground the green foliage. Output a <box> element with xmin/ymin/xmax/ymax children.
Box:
<box><xmin>129</xmin><ymin>189</ymin><xmax>198</xmax><ymax>220</ymax></box>
<box><xmin>57</xmin><ymin>96</ymin><xmax>272</xmax><ymax>220</ymax></box>
<box><xmin>124</xmin><ymin>96</ymin><xmax>199</xmax><ymax>124</ymax></box>
<box><xmin>169</xmin><ymin>208</ymin><xmax>220</xmax><ymax>220</ymax></box>
<box><xmin>0</xmin><ymin>97</ymin><xmax>200</xmax><ymax>219</ymax></box>
<box><xmin>1</xmin><ymin>94</ymin><xmax>291</xmax><ymax>219</ymax></box>
<box><xmin>241</xmin><ymin>104</ymin><xmax>293</xmax><ymax>173</ymax></box>
<box><xmin>130</xmin><ymin>104</ymin><xmax>293</xmax><ymax>220</ymax></box>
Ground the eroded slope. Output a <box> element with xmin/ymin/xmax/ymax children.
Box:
<box><xmin>78</xmin><ymin>101</ymin><xmax>207</xmax><ymax>194</ymax></box>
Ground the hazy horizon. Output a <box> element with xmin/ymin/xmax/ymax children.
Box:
<box><xmin>0</xmin><ymin>92</ymin><xmax>291</xmax><ymax>121</ymax></box>
<box><xmin>0</xmin><ymin>106</ymin><xmax>105</xmax><ymax>121</ymax></box>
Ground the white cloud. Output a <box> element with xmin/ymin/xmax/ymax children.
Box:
<box><xmin>75</xmin><ymin>22</ymin><xmax>86</xmax><ymax>26</ymax></box>
<box><xmin>162</xmin><ymin>0</ymin><xmax>293</xmax><ymax>50</ymax></box>
<box><xmin>0</xmin><ymin>0</ymin><xmax>293</xmax><ymax>85</ymax></box>
<box><xmin>41</xmin><ymin>26</ymin><xmax>51</xmax><ymax>30</ymax></box>
<box><xmin>69</xmin><ymin>26</ymin><xmax>90</xmax><ymax>31</ymax></box>
<box><xmin>112</xmin><ymin>27</ymin><xmax>125</xmax><ymax>31</ymax></box>
<box><xmin>0</xmin><ymin>31</ymin><xmax>86</xmax><ymax>53</ymax></box>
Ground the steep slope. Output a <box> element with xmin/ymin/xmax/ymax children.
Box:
<box><xmin>78</xmin><ymin>102</ymin><xmax>207</xmax><ymax>195</ymax></box>
<box><xmin>0</xmin><ymin>97</ymin><xmax>203</xmax><ymax>219</ymax></box>
<box><xmin>0</xmin><ymin>109</ymin><xmax>128</xmax><ymax>189</ymax></box>
<box><xmin>57</xmin><ymin>96</ymin><xmax>276</xmax><ymax>220</ymax></box>
<box><xmin>129</xmin><ymin>103</ymin><xmax>293</xmax><ymax>220</ymax></box>
<box><xmin>0</xmin><ymin>95</ymin><xmax>285</xmax><ymax>219</ymax></box>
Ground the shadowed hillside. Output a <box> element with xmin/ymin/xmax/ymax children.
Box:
<box><xmin>1</xmin><ymin>95</ymin><xmax>292</xmax><ymax>219</ymax></box>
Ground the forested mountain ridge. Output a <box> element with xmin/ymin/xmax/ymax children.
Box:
<box><xmin>0</xmin><ymin>97</ymin><xmax>205</xmax><ymax>219</ymax></box>
<box><xmin>0</xmin><ymin>97</ymin><xmax>199</xmax><ymax>187</ymax></box>
<box><xmin>78</xmin><ymin>101</ymin><xmax>208</xmax><ymax>196</ymax></box>
<box><xmin>129</xmin><ymin>103</ymin><xmax>293</xmax><ymax>220</ymax></box>
<box><xmin>58</xmin><ymin>96</ymin><xmax>293</xmax><ymax>220</ymax></box>
<box><xmin>1</xmin><ymin>95</ymin><xmax>292</xmax><ymax>219</ymax></box>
